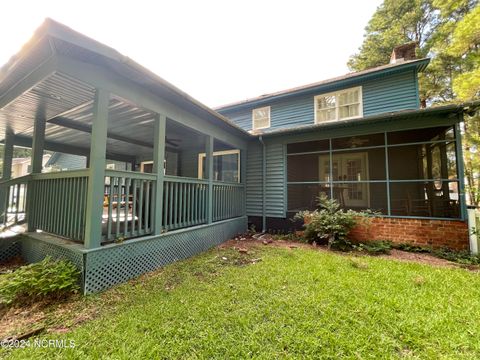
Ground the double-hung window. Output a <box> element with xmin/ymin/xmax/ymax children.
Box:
<box><xmin>315</xmin><ymin>87</ymin><xmax>362</xmax><ymax>123</ymax></box>
<box><xmin>252</xmin><ymin>106</ymin><xmax>271</xmax><ymax>130</ymax></box>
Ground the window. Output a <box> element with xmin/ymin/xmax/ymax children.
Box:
<box><xmin>314</xmin><ymin>87</ymin><xmax>362</xmax><ymax>123</ymax></box>
<box><xmin>252</xmin><ymin>106</ymin><xmax>271</xmax><ymax>130</ymax></box>
<box><xmin>198</xmin><ymin>150</ymin><xmax>240</xmax><ymax>183</ymax></box>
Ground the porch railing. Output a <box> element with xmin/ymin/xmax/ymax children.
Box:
<box><xmin>103</xmin><ymin>170</ymin><xmax>156</xmax><ymax>242</ymax></box>
<box><xmin>213</xmin><ymin>181</ymin><xmax>245</xmax><ymax>222</ymax></box>
<box><xmin>0</xmin><ymin>174</ymin><xmax>30</xmax><ymax>226</ymax></box>
<box><xmin>163</xmin><ymin>176</ymin><xmax>208</xmax><ymax>231</ymax></box>
<box><xmin>29</xmin><ymin>170</ymin><xmax>89</xmax><ymax>241</ymax></box>
<box><xmin>1</xmin><ymin>169</ymin><xmax>246</xmax><ymax>246</ymax></box>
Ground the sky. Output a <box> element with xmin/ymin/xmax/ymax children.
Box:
<box><xmin>0</xmin><ymin>0</ymin><xmax>382</xmax><ymax>108</ymax></box>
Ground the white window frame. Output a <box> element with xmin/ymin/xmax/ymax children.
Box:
<box><xmin>252</xmin><ymin>106</ymin><xmax>271</xmax><ymax>130</ymax></box>
<box><xmin>198</xmin><ymin>149</ymin><xmax>241</xmax><ymax>183</ymax></box>
<box><xmin>314</xmin><ymin>86</ymin><xmax>363</xmax><ymax>123</ymax></box>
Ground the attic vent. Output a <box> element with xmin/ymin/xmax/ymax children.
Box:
<box><xmin>390</xmin><ymin>42</ymin><xmax>417</xmax><ymax>64</ymax></box>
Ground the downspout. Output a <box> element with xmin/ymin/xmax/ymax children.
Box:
<box><xmin>259</xmin><ymin>136</ymin><xmax>267</xmax><ymax>233</ymax></box>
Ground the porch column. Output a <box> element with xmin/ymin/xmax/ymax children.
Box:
<box><xmin>206</xmin><ymin>135</ymin><xmax>214</xmax><ymax>224</ymax></box>
<box><xmin>153</xmin><ymin>114</ymin><xmax>166</xmax><ymax>235</ymax></box>
<box><xmin>31</xmin><ymin>110</ymin><xmax>46</xmax><ymax>174</ymax></box>
<box><xmin>84</xmin><ymin>88</ymin><xmax>109</xmax><ymax>249</ymax></box>
<box><xmin>455</xmin><ymin>121</ymin><xmax>467</xmax><ymax>221</ymax></box>
<box><xmin>240</xmin><ymin>148</ymin><xmax>247</xmax><ymax>216</ymax></box>
<box><xmin>0</xmin><ymin>129</ymin><xmax>14</xmax><ymax>223</ymax></box>
<box><xmin>28</xmin><ymin>109</ymin><xmax>46</xmax><ymax>231</ymax></box>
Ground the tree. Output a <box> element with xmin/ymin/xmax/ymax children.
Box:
<box><xmin>434</xmin><ymin>0</ymin><xmax>480</xmax><ymax>205</ymax></box>
<box><xmin>348</xmin><ymin>0</ymin><xmax>480</xmax><ymax>205</ymax></box>
<box><xmin>348</xmin><ymin>0</ymin><xmax>439</xmax><ymax>72</ymax></box>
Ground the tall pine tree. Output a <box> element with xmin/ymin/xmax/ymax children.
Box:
<box><xmin>349</xmin><ymin>0</ymin><xmax>480</xmax><ymax>204</ymax></box>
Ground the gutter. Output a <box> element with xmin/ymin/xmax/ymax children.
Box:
<box><xmin>259</xmin><ymin>136</ymin><xmax>266</xmax><ymax>233</ymax></box>
<box><xmin>257</xmin><ymin>102</ymin><xmax>480</xmax><ymax>139</ymax></box>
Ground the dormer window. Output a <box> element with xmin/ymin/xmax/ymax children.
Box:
<box><xmin>252</xmin><ymin>106</ymin><xmax>271</xmax><ymax>130</ymax></box>
<box><xmin>314</xmin><ymin>87</ymin><xmax>363</xmax><ymax>123</ymax></box>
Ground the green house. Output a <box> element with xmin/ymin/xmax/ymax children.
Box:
<box><xmin>0</xmin><ymin>20</ymin><xmax>477</xmax><ymax>293</ymax></box>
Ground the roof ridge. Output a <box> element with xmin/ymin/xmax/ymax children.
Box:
<box><xmin>214</xmin><ymin>58</ymin><xmax>430</xmax><ymax>111</ymax></box>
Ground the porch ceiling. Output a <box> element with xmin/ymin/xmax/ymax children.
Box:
<box><xmin>0</xmin><ymin>70</ymin><xmax>210</xmax><ymax>158</ymax></box>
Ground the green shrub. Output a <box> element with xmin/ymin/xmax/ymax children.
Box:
<box><xmin>391</xmin><ymin>243</ymin><xmax>432</xmax><ymax>253</ymax></box>
<box><xmin>0</xmin><ymin>256</ymin><xmax>80</xmax><ymax>305</ymax></box>
<box><xmin>390</xmin><ymin>243</ymin><xmax>480</xmax><ymax>265</ymax></box>
<box><xmin>294</xmin><ymin>194</ymin><xmax>375</xmax><ymax>250</ymax></box>
<box><xmin>432</xmin><ymin>248</ymin><xmax>480</xmax><ymax>265</ymax></box>
<box><xmin>357</xmin><ymin>240</ymin><xmax>392</xmax><ymax>255</ymax></box>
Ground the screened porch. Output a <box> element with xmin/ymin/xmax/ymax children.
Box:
<box><xmin>286</xmin><ymin>125</ymin><xmax>464</xmax><ymax>220</ymax></box>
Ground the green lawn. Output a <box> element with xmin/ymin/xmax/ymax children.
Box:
<box><xmin>3</xmin><ymin>243</ymin><xmax>480</xmax><ymax>359</ymax></box>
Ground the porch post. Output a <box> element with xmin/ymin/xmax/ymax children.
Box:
<box><xmin>27</xmin><ymin>110</ymin><xmax>47</xmax><ymax>231</ymax></box>
<box><xmin>84</xmin><ymin>88</ymin><xmax>109</xmax><ymax>249</ymax></box>
<box><xmin>31</xmin><ymin>111</ymin><xmax>46</xmax><ymax>174</ymax></box>
<box><xmin>455</xmin><ymin>120</ymin><xmax>467</xmax><ymax>221</ymax></box>
<box><xmin>240</xmin><ymin>148</ymin><xmax>247</xmax><ymax>216</ymax></box>
<box><xmin>206</xmin><ymin>135</ymin><xmax>214</xmax><ymax>224</ymax></box>
<box><xmin>153</xmin><ymin>114</ymin><xmax>166</xmax><ymax>235</ymax></box>
<box><xmin>0</xmin><ymin>129</ymin><xmax>14</xmax><ymax>223</ymax></box>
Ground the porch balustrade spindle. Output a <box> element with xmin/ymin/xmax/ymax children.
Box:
<box><xmin>103</xmin><ymin>170</ymin><xmax>156</xmax><ymax>243</ymax></box>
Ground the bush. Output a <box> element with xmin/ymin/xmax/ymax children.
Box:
<box><xmin>432</xmin><ymin>248</ymin><xmax>480</xmax><ymax>265</ymax></box>
<box><xmin>0</xmin><ymin>256</ymin><xmax>80</xmax><ymax>305</ymax></box>
<box><xmin>390</xmin><ymin>243</ymin><xmax>480</xmax><ymax>265</ymax></box>
<box><xmin>294</xmin><ymin>194</ymin><xmax>375</xmax><ymax>250</ymax></box>
<box><xmin>358</xmin><ymin>240</ymin><xmax>392</xmax><ymax>255</ymax></box>
<box><xmin>391</xmin><ymin>243</ymin><xmax>431</xmax><ymax>253</ymax></box>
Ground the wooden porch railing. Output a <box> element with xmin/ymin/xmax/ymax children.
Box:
<box><xmin>1</xmin><ymin>169</ymin><xmax>245</xmax><ymax>246</ymax></box>
<box><xmin>103</xmin><ymin>170</ymin><xmax>156</xmax><ymax>241</ymax></box>
<box><xmin>163</xmin><ymin>176</ymin><xmax>208</xmax><ymax>231</ymax></box>
<box><xmin>0</xmin><ymin>174</ymin><xmax>30</xmax><ymax>226</ymax></box>
<box><xmin>29</xmin><ymin>170</ymin><xmax>89</xmax><ymax>241</ymax></box>
<box><xmin>213</xmin><ymin>181</ymin><xmax>245</xmax><ymax>222</ymax></box>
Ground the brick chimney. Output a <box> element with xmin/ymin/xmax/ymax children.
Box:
<box><xmin>390</xmin><ymin>42</ymin><xmax>417</xmax><ymax>64</ymax></box>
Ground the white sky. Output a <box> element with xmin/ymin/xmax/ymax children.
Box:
<box><xmin>0</xmin><ymin>0</ymin><xmax>382</xmax><ymax>108</ymax></box>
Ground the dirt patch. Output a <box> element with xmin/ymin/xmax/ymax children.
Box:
<box><xmin>379</xmin><ymin>249</ymin><xmax>459</xmax><ymax>268</ymax></box>
<box><xmin>223</xmin><ymin>233</ymin><xmax>469</xmax><ymax>270</ymax></box>
<box><xmin>0</xmin><ymin>294</ymin><xmax>99</xmax><ymax>340</ymax></box>
<box><xmin>222</xmin><ymin>233</ymin><xmax>314</xmax><ymax>252</ymax></box>
<box><xmin>0</xmin><ymin>256</ymin><xmax>25</xmax><ymax>273</ymax></box>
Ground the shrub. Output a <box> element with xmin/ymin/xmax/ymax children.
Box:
<box><xmin>294</xmin><ymin>194</ymin><xmax>375</xmax><ymax>250</ymax></box>
<box><xmin>358</xmin><ymin>240</ymin><xmax>392</xmax><ymax>255</ymax></box>
<box><xmin>390</xmin><ymin>243</ymin><xmax>480</xmax><ymax>265</ymax></box>
<box><xmin>391</xmin><ymin>243</ymin><xmax>431</xmax><ymax>253</ymax></box>
<box><xmin>432</xmin><ymin>248</ymin><xmax>480</xmax><ymax>265</ymax></box>
<box><xmin>0</xmin><ymin>256</ymin><xmax>80</xmax><ymax>305</ymax></box>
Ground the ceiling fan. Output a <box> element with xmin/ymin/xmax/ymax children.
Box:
<box><xmin>346</xmin><ymin>136</ymin><xmax>369</xmax><ymax>148</ymax></box>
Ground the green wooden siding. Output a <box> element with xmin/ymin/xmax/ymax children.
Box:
<box><xmin>218</xmin><ymin>70</ymin><xmax>419</xmax><ymax>132</ymax></box>
<box><xmin>265</xmin><ymin>143</ymin><xmax>286</xmax><ymax>217</ymax></box>
<box><xmin>245</xmin><ymin>140</ymin><xmax>285</xmax><ymax>218</ymax></box>
<box><xmin>246</xmin><ymin>142</ymin><xmax>263</xmax><ymax>216</ymax></box>
<box><xmin>362</xmin><ymin>70</ymin><xmax>418</xmax><ymax>116</ymax></box>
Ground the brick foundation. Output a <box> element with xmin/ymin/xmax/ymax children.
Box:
<box><xmin>349</xmin><ymin>217</ymin><xmax>469</xmax><ymax>251</ymax></box>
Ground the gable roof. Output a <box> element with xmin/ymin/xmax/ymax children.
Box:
<box><xmin>0</xmin><ymin>18</ymin><xmax>251</xmax><ymax>141</ymax></box>
<box><xmin>215</xmin><ymin>58</ymin><xmax>430</xmax><ymax>112</ymax></box>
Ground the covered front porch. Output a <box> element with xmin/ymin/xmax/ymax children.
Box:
<box><xmin>0</xmin><ymin>20</ymin><xmax>249</xmax><ymax>259</ymax></box>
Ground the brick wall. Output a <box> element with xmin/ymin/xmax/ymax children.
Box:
<box><xmin>349</xmin><ymin>217</ymin><xmax>469</xmax><ymax>251</ymax></box>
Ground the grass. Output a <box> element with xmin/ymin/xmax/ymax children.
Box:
<box><xmin>3</xmin><ymin>243</ymin><xmax>480</xmax><ymax>359</ymax></box>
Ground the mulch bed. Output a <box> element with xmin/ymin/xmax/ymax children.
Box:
<box><xmin>223</xmin><ymin>233</ymin><xmax>463</xmax><ymax>269</ymax></box>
